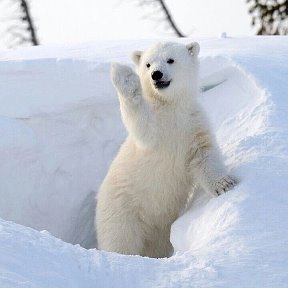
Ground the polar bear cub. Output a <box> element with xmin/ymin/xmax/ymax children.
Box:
<box><xmin>96</xmin><ymin>41</ymin><xmax>237</xmax><ymax>258</ymax></box>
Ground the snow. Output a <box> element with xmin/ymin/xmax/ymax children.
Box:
<box><xmin>0</xmin><ymin>37</ymin><xmax>288</xmax><ymax>287</ymax></box>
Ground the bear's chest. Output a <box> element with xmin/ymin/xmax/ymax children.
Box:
<box><xmin>154</xmin><ymin>108</ymin><xmax>197</xmax><ymax>138</ymax></box>
<box><xmin>133</xmin><ymin>145</ymin><xmax>193</xmax><ymax>223</ymax></box>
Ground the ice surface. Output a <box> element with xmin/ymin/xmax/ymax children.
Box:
<box><xmin>0</xmin><ymin>37</ymin><xmax>288</xmax><ymax>287</ymax></box>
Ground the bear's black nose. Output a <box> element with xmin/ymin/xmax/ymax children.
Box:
<box><xmin>151</xmin><ymin>70</ymin><xmax>163</xmax><ymax>81</ymax></box>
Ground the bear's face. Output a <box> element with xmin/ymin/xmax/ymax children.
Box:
<box><xmin>132</xmin><ymin>42</ymin><xmax>200</xmax><ymax>103</ymax></box>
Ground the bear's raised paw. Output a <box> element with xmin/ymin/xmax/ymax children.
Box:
<box><xmin>111</xmin><ymin>63</ymin><xmax>141</xmax><ymax>98</ymax></box>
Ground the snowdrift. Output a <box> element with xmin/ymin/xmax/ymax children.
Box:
<box><xmin>0</xmin><ymin>37</ymin><xmax>287</xmax><ymax>287</ymax></box>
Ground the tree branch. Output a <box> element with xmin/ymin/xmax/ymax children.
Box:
<box><xmin>155</xmin><ymin>0</ymin><xmax>185</xmax><ymax>37</ymax></box>
<box><xmin>19</xmin><ymin>0</ymin><xmax>39</xmax><ymax>45</ymax></box>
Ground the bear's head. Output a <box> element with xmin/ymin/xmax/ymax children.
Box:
<box><xmin>132</xmin><ymin>42</ymin><xmax>200</xmax><ymax>104</ymax></box>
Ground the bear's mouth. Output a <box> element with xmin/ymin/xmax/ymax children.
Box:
<box><xmin>154</xmin><ymin>80</ymin><xmax>171</xmax><ymax>89</ymax></box>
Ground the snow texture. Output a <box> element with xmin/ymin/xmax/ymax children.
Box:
<box><xmin>0</xmin><ymin>37</ymin><xmax>288</xmax><ymax>287</ymax></box>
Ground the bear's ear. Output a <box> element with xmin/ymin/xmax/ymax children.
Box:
<box><xmin>131</xmin><ymin>51</ymin><xmax>142</xmax><ymax>65</ymax></box>
<box><xmin>186</xmin><ymin>42</ymin><xmax>200</xmax><ymax>56</ymax></box>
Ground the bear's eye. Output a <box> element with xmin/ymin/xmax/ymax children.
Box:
<box><xmin>167</xmin><ymin>58</ymin><xmax>174</xmax><ymax>64</ymax></box>
<box><xmin>146</xmin><ymin>63</ymin><xmax>151</xmax><ymax>68</ymax></box>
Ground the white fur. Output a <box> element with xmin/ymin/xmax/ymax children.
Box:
<box><xmin>95</xmin><ymin>42</ymin><xmax>237</xmax><ymax>258</ymax></box>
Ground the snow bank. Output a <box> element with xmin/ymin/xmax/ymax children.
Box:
<box><xmin>0</xmin><ymin>37</ymin><xmax>288</xmax><ymax>287</ymax></box>
<box><xmin>0</xmin><ymin>59</ymin><xmax>124</xmax><ymax>248</ymax></box>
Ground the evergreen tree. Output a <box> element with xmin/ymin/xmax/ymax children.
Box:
<box><xmin>247</xmin><ymin>0</ymin><xmax>288</xmax><ymax>35</ymax></box>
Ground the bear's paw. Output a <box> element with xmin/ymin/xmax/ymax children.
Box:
<box><xmin>213</xmin><ymin>175</ymin><xmax>238</xmax><ymax>196</ymax></box>
<box><xmin>111</xmin><ymin>63</ymin><xmax>141</xmax><ymax>98</ymax></box>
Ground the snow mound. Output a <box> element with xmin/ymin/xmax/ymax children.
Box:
<box><xmin>0</xmin><ymin>37</ymin><xmax>288</xmax><ymax>287</ymax></box>
<box><xmin>0</xmin><ymin>58</ymin><xmax>125</xmax><ymax>248</ymax></box>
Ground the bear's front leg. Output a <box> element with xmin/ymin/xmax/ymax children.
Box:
<box><xmin>111</xmin><ymin>63</ymin><xmax>157</xmax><ymax>147</ymax></box>
<box><xmin>188</xmin><ymin>129</ymin><xmax>238</xmax><ymax>197</ymax></box>
<box><xmin>111</xmin><ymin>63</ymin><xmax>141</xmax><ymax>102</ymax></box>
<box><xmin>194</xmin><ymin>148</ymin><xmax>238</xmax><ymax>196</ymax></box>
